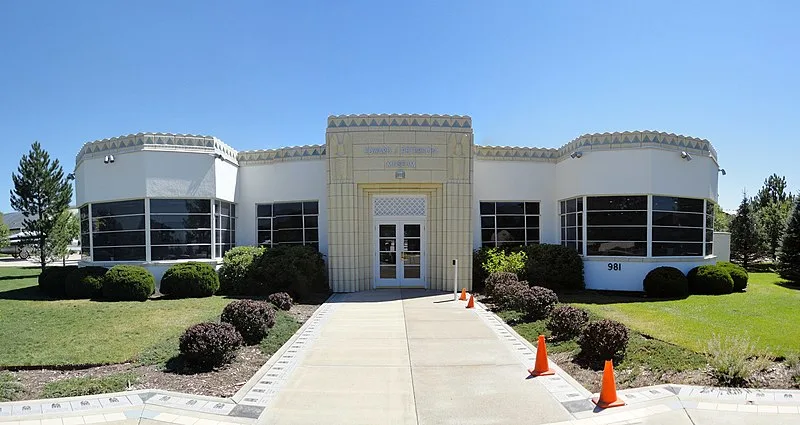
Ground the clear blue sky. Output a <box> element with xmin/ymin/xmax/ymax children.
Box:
<box><xmin>1</xmin><ymin>0</ymin><xmax>797</xmax><ymax>212</ymax></box>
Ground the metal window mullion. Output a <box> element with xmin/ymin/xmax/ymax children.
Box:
<box><xmin>702</xmin><ymin>200</ymin><xmax>707</xmax><ymax>256</ymax></box>
<box><xmin>211</xmin><ymin>200</ymin><xmax>217</xmax><ymax>257</ymax></box>
<box><xmin>88</xmin><ymin>204</ymin><xmax>94</xmax><ymax>261</ymax></box>
<box><xmin>647</xmin><ymin>195</ymin><xmax>653</xmax><ymax>258</ymax></box>
<box><xmin>144</xmin><ymin>199</ymin><xmax>151</xmax><ymax>262</ymax></box>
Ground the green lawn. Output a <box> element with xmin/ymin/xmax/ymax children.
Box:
<box><xmin>564</xmin><ymin>272</ymin><xmax>800</xmax><ymax>357</ymax></box>
<box><xmin>0</xmin><ymin>267</ymin><xmax>234</xmax><ymax>367</ymax></box>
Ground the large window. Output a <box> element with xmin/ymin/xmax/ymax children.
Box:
<box><xmin>706</xmin><ymin>202</ymin><xmax>714</xmax><ymax>256</ymax></box>
<box><xmin>651</xmin><ymin>196</ymin><xmax>705</xmax><ymax>256</ymax></box>
<box><xmin>91</xmin><ymin>199</ymin><xmax>146</xmax><ymax>261</ymax></box>
<box><xmin>79</xmin><ymin>205</ymin><xmax>90</xmax><ymax>259</ymax></box>
<box><xmin>560</xmin><ymin>198</ymin><xmax>583</xmax><ymax>254</ymax></box>
<box><xmin>586</xmin><ymin>196</ymin><xmax>647</xmax><ymax>256</ymax></box>
<box><xmin>215</xmin><ymin>201</ymin><xmax>236</xmax><ymax>258</ymax></box>
<box><xmin>479</xmin><ymin>201</ymin><xmax>540</xmax><ymax>247</ymax></box>
<box><xmin>257</xmin><ymin>201</ymin><xmax>319</xmax><ymax>248</ymax></box>
<box><xmin>150</xmin><ymin>199</ymin><xmax>212</xmax><ymax>260</ymax></box>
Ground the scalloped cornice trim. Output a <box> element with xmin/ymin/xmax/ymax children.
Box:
<box><xmin>237</xmin><ymin>145</ymin><xmax>326</xmax><ymax>165</ymax></box>
<box><xmin>75</xmin><ymin>133</ymin><xmax>239</xmax><ymax>165</ymax></box>
<box><xmin>326</xmin><ymin>114</ymin><xmax>472</xmax><ymax>131</ymax></box>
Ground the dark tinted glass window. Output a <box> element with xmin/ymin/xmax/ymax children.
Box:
<box><xmin>93</xmin><ymin>247</ymin><xmax>146</xmax><ymax>261</ymax></box>
<box><xmin>303</xmin><ymin>202</ymin><xmax>319</xmax><ymax>214</ymax></box>
<box><xmin>273</xmin><ymin>215</ymin><xmax>304</xmax><ymax>229</ymax></box>
<box><xmin>150</xmin><ymin>199</ymin><xmax>210</xmax><ymax>214</ymax></box>
<box><xmin>585</xmin><ymin>196</ymin><xmax>646</xmax><ymax>256</ymax></box>
<box><xmin>587</xmin><ymin>196</ymin><xmax>647</xmax><ymax>211</ymax></box>
<box><xmin>92</xmin><ymin>231</ymin><xmax>146</xmax><ymax>247</ymax></box>
<box><xmin>150</xmin><ymin>214</ymin><xmax>211</xmax><ymax>230</ymax></box>
<box><xmin>587</xmin><ymin>242</ymin><xmax>647</xmax><ymax>256</ymax></box>
<box><xmin>652</xmin><ymin>243</ymin><xmax>704</xmax><ymax>256</ymax></box>
<box><xmin>480</xmin><ymin>202</ymin><xmax>494</xmax><ymax>215</ymax></box>
<box><xmin>256</xmin><ymin>201</ymin><xmax>318</xmax><ymax>247</ymax></box>
<box><xmin>586</xmin><ymin>211</ymin><xmax>647</xmax><ymax>226</ymax></box>
<box><xmin>525</xmin><ymin>202</ymin><xmax>540</xmax><ymax>215</ymax></box>
<box><xmin>480</xmin><ymin>201</ymin><xmax>539</xmax><ymax>247</ymax></box>
<box><xmin>93</xmin><ymin>215</ymin><xmax>146</xmax><ymax>232</ymax></box>
<box><xmin>652</xmin><ymin>196</ymin><xmax>704</xmax><ymax>212</ymax></box>
<box><xmin>151</xmin><ymin>230</ymin><xmax>211</xmax><ymax>245</ymax></box>
<box><xmin>80</xmin><ymin>205</ymin><xmax>89</xmax><ymax>220</ymax></box>
<box><xmin>92</xmin><ymin>200</ymin><xmax>145</xmax><ymax>217</ymax></box>
<box><xmin>495</xmin><ymin>202</ymin><xmax>525</xmax><ymax>215</ymax></box>
<box><xmin>587</xmin><ymin>227</ymin><xmax>647</xmax><ymax>241</ymax></box>
<box><xmin>257</xmin><ymin>204</ymin><xmax>272</xmax><ymax>218</ymax></box>
<box><xmin>151</xmin><ymin>245</ymin><xmax>211</xmax><ymax>261</ymax></box>
<box><xmin>652</xmin><ymin>227</ymin><xmax>704</xmax><ymax>242</ymax></box>
<box><xmin>652</xmin><ymin>212</ymin><xmax>704</xmax><ymax>227</ymax></box>
<box><xmin>273</xmin><ymin>202</ymin><xmax>302</xmax><ymax>216</ymax></box>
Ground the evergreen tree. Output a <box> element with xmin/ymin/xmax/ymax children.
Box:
<box><xmin>755</xmin><ymin>199</ymin><xmax>792</xmax><ymax>260</ymax></box>
<box><xmin>713</xmin><ymin>204</ymin><xmax>732</xmax><ymax>232</ymax></box>
<box><xmin>730</xmin><ymin>193</ymin><xmax>761</xmax><ymax>269</ymax></box>
<box><xmin>49</xmin><ymin>209</ymin><xmax>80</xmax><ymax>266</ymax></box>
<box><xmin>9</xmin><ymin>142</ymin><xmax>73</xmax><ymax>270</ymax></box>
<box><xmin>754</xmin><ymin>174</ymin><xmax>792</xmax><ymax>210</ymax></box>
<box><xmin>777</xmin><ymin>198</ymin><xmax>800</xmax><ymax>282</ymax></box>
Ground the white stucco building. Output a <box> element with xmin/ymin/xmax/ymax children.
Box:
<box><xmin>74</xmin><ymin>114</ymin><xmax>725</xmax><ymax>292</ymax></box>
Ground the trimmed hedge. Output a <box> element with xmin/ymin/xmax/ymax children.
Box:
<box><xmin>717</xmin><ymin>262</ymin><xmax>748</xmax><ymax>291</ymax></box>
<box><xmin>64</xmin><ymin>266</ymin><xmax>107</xmax><ymax>299</ymax></box>
<box><xmin>247</xmin><ymin>245</ymin><xmax>327</xmax><ymax>299</ymax></box>
<box><xmin>102</xmin><ymin>265</ymin><xmax>155</xmax><ymax>301</ymax></box>
<box><xmin>267</xmin><ymin>292</ymin><xmax>293</xmax><ymax>311</ymax></box>
<box><xmin>547</xmin><ymin>305</ymin><xmax>589</xmax><ymax>340</ymax></box>
<box><xmin>218</xmin><ymin>246</ymin><xmax>265</xmax><ymax>295</ymax></box>
<box><xmin>160</xmin><ymin>262</ymin><xmax>219</xmax><ymax>298</ymax></box>
<box><xmin>522</xmin><ymin>244</ymin><xmax>584</xmax><ymax>290</ymax></box>
<box><xmin>179</xmin><ymin>322</ymin><xmax>243</xmax><ymax>370</ymax></box>
<box><xmin>688</xmin><ymin>265</ymin><xmax>734</xmax><ymax>295</ymax></box>
<box><xmin>220</xmin><ymin>299</ymin><xmax>276</xmax><ymax>344</ymax></box>
<box><xmin>518</xmin><ymin>286</ymin><xmax>559</xmax><ymax>321</ymax></box>
<box><xmin>578</xmin><ymin>319</ymin><xmax>629</xmax><ymax>362</ymax></box>
<box><xmin>643</xmin><ymin>266</ymin><xmax>689</xmax><ymax>298</ymax></box>
<box><xmin>38</xmin><ymin>266</ymin><xmax>78</xmax><ymax>298</ymax></box>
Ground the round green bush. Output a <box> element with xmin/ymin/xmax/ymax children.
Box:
<box><xmin>220</xmin><ymin>299</ymin><xmax>276</xmax><ymax>344</ymax></box>
<box><xmin>523</xmin><ymin>244</ymin><xmax>585</xmax><ymax>290</ymax></box>
<box><xmin>643</xmin><ymin>266</ymin><xmax>689</xmax><ymax>298</ymax></box>
<box><xmin>179</xmin><ymin>322</ymin><xmax>243</xmax><ymax>370</ymax></box>
<box><xmin>64</xmin><ymin>266</ymin><xmax>107</xmax><ymax>299</ymax></box>
<box><xmin>716</xmin><ymin>262</ymin><xmax>748</xmax><ymax>291</ymax></box>
<box><xmin>484</xmin><ymin>271</ymin><xmax>519</xmax><ymax>298</ymax></box>
<box><xmin>247</xmin><ymin>245</ymin><xmax>328</xmax><ymax>299</ymax></box>
<box><xmin>218</xmin><ymin>246</ymin><xmax>265</xmax><ymax>295</ymax></box>
<box><xmin>160</xmin><ymin>262</ymin><xmax>219</xmax><ymax>298</ymax></box>
<box><xmin>267</xmin><ymin>292</ymin><xmax>293</xmax><ymax>311</ymax></box>
<box><xmin>492</xmin><ymin>279</ymin><xmax>529</xmax><ymax>311</ymax></box>
<box><xmin>547</xmin><ymin>305</ymin><xmax>590</xmax><ymax>339</ymax></box>
<box><xmin>688</xmin><ymin>265</ymin><xmax>734</xmax><ymax>295</ymax></box>
<box><xmin>518</xmin><ymin>286</ymin><xmax>559</xmax><ymax>320</ymax></box>
<box><xmin>102</xmin><ymin>265</ymin><xmax>155</xmax><ymax>301</ymax></box>
<box><xmin>38</xmin><ymin>266</ymin><xmax>78</xmax><ymax>298</ymax></box>
<box><xmin>578</xmin><ymin>319</ymin><xmax>629</xmax><ymax>362</ymax></box>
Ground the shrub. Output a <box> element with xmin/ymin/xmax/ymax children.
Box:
<box><xmin>547</xmin><ymin>305</ymin><xmax>590</xmax><ymax>339</ymax></box>
<box><xmin>473</xmin><ymin>246</ymin><xmax>526</xmax><ymax>293</ymax></box>
<box><xmin>179</xmin><ymin>322</ymin><xmax>243</xmax><ymax>370</ymax></box>
<box><xmin>267</xmin><ymin>292</ymin><xmax>293</xmax><ymax>311</ymax></box>
<box><xmin>523</xmin><ymin>244</ymin><xmax>584</xmax><ymax>290</ymax></box>
<box><xmin>38</xmin><ymin>266</ymin><xmax>78</xmax><ymax>298</ymax></box>
<box><xmin>218</xmin><ymin>246</ymin><xmax>265</xmax><ymax>295</ymax></box>
<box><xmin>160</xmin><ymin>262</ymin><xmax>219</xmax><ymax>298</ymax></box>
<box><xmin>472</xmin><ymin>247</ymin><xmax>491</xmax><ymax>293</ymax></box>
<box><xmin>102</xmin><ymin>265</ymin><xmax>155</xmax><ymax>301</ymax></box>
<box><xmin>707</xmin><ymin>334</ymin><xmax>774</xmax><ymax>387</ymax></box>
<box><xmin>0</xmin><ymin>372</ymin><xmax>23</xmax><ymax>402</ymax></box>
<box><xmin>484</xmin><ymin>271</ymin><xmax>519</xmax><ymax>298</ymax></box>
<box><xmin>518</xmin><ymin>286</ymin><xmax>559</xmax><ymax>321</ymax></box>
<box><xmin>221</xmin><ymin>299</ymin><xmax>276</xmax><ymax>344</ymax></box>
<box><xmin>64</xmin><ymin>266</ymin><xmax>107</xmax><ymax>299</ymax></box>
<box><xmin>40</xmin><ymin>373</ymin><xmax>137</xmax><ymax>398</ymax></box>
<box><xmin>642</xmin><ymin>266</ymin><xmax>688</xmax><ymax>298</ymax></box>
<box><xmin>578</xmin><ymin>320</ymin><xmax>629</xmax><ymax>362</ymax></box>
<box><xmin>687</xmin><ymin>265</ymin><xmax>734</xmax><ymax>295</ymax></box>
<box><xmin>247</xmin><ymin>245</ymin><xmax>327</xmax><ymax>299</ymax></box>
<box><xmin>492</xmin><ymin>279</ymin><xmax>530</xmax><ymax>311</ymax></box>
<box><xmin>717</xmin><ymin>262</ymin><xmax>748</xmax><ymax>291</ymax></box>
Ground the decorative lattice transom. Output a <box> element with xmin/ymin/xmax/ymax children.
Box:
<box><xmin>373</xmin><ymin>196</ymin><xmax>426</xmax><ymax>217</ymax></box>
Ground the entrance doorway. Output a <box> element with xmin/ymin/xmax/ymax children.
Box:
<box><xmin>374</xmin><ymin>221</ymin><xmax>426</xmax><ymax>288</ymax></box>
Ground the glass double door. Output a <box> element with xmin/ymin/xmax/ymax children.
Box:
<box><xmin>375</xmin><ymin>221</ymin><xmax>425</xmax><ymax>288</ymax></box>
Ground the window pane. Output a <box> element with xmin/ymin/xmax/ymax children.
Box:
<box><xmin>256</xmin><ymin>204</ymin><xmax>272</xmax><ymax>218</ymax></box>
<box><xmin>525</xmin><ymin>202</ymin><xmax>540</xmax><ymax>215</ymax></box>
<box><xmin>274</xmin><ymin>229</ymin><xmax>304</xmax><ymax>243</ymax></box>
<box><xmin>479</xmin><ymin>202</ymin><xmax>494</xmax><ymax>215</ymax></box>
<box><xmin>652</xmin><ymin>196</ymin><xmax>704</xmax><ymax>212</ymax></box>
<box><xmin>93</xmin><ymin>246</ymin><xmax>146</xmax><ymax>261</ymax></box>
<box><xmin>496</xmin><ymin>202</ymin><xmax>524</xmax><ymax>215</ymax></box>
<box><xmin>587</xmin><ymin>211</ymin><xmax>647</xmax><ymax>226</ymax></box>
<box><xmin>526</xmin><ymin>215</ymin><xmax>540</xmax><ymax>228</ymax></box>
<box><xmin>150</xmin><ymin>214</ymin><xmax>211</xmax><ymax>230</ymax></box>
<box><xmin>567</xmin><ymin>228</ymin><xmax>576</xmax><ymax>240</ymax></box>
<box><xmin>587</xmin><ymin>226</ymin><xmax>647</xmax><ymax>241</ymax></box>
<box><xmin>151</xmin><ymin>245</ymin><xmax>211</xmax><ymax>260</ymax></box>
<box><xmin>150</xmin><ymin>230</ymin><xmax>211</xmax><ymax>245</ymax></box>
<box><xmin>305</xmin><ymin>229</ymin><xmax>319</xmax><ymax>242</ymax></box>
<box><xmin>273</xmin><ymin>215</ymin><xmax>303</xmax><ymax>229</ymax></box>
<box><xmin>706</xmin><ymin>201</ymin><xmax>714</xmax><ymax>215</ymax></box>
<box><xmin>150</xmin><ymin>199</ymin><xmax>210</xmax><ymax>214</ymax></box>
<box><xmin>706</xmin><ymin>242</ymin><xmax>713</xmax><ymax>256</ymax></box>
<box><xmin>652</xmin><ymin>227</ymin><xmax>704</xmax><ymax>242</ymax></box>
<box><xmin>577</xmin><ymin>212</ymin><xmax>583</xmax><ymax>226</ymax></box>
<box><xmin>706</xmin><ymin>229</ymin><xmax>713</xmax><ymax>242</ymax></box>
<box><xmin>273</xmin><ymin>202</ymin><xmax>302</xmax><ymax>216</ymax></box>
<box><xmin>526</xmin><ymin>228</ymin><xmax>539</xmax><ymax>243</ymax></box>
<box><xmin>706</xmin><ymin>213</ymin><xmax>714</xmax><ymax>229</ymax></box>
<box><xmin>303</xmin><ymin>201</ymin><xmax>319</xmax><ymax>214</ymax></box>
<box><xmin>257</xmin><ymin>231</ymin><xmax>271</xmax><ymax>245</ymax></box>
<box><xmin>495</xmin><ymin>228</ymin><xmax>525</xmax><ymax>243</ymax></box>
<box><xmin>304</xmin><ymin>215</ymin><xmax>318</xmax><ymax>228</ymax></box>
<box><xmin>652</xmin><ymin>242</ymin><xmax>704</xmax><ymax>257</ymax></box>
<box><xmin>652</xmin><ymin>211</ymin><xmax>704</xmax><ymax>227</ymax></box>
<box><xmin>496</xmin><ymin>215</ymin><xmax>525</xmax><ymax>228</ymax></box>
<box><xmin>481</xmin><ymin>229</ymin><xmax>497</xmax><ymax>243</ymax></box>
<box><xmin>219</xmin><ymin>231</ymin><xmax>232</xmax><ymax>244</ymax></box>
<box><xmin>560</xmin><ymin>201</ymin><xmax>566</xmax><ymax>214</ymax></box>
<box><xmin>577</xmin><ymin>198</ymin><xmax>583</xmax><ymax>211</ymax></box>
<box><xmin>560</xmin><ymin>215</ymin><xmax>566</xmax><ymax>227</ymax></box>
<box><xmin>92</xmin><ymin>200</ymin><xmax>145</xmax><ymax>217</ymax></box>
<box><xmin>587</xmin><ymin>196</ymin><xmax>647</xmax><ymax>211</ymax></box>
<box><xmin>257</xmin><ymin>218</ymin><xmax>271</xmax><ymax>231</ymax></box>
<box><xmin>80</xmin><ymin>234</ymin><xmax>90</xmax><ymax>247</ymax></box>
<box><xmin>404</xmin><ymin>225</ymin><xmax>421</xmax><ymax>237</ymax></box>
<box><xmin>586</xmin><ymin>242</ymin><xmax>646</xmax><ymax>256</ymax></box>
<box><xmin>567</xmin><ymin>199</ymin><xmax>577</xmax><ymax>213</ymax></box>
<box><xmin>92</xmin><ymin>231</ymin><xmax>145</xmax><ymax>247</ymax></box>
<box><xmin>480</xmin><ymin>216</ymin><xmax>495</xmax><ymax>228</ymax></box>
<box><xmin>219</xmin><ymin>202</ymin><xmax>231</xmax><ymax>216</ymax></box>
<box><xmin>93</xmin><ymin>215</ymin><xmax>145</xmax><ymax>232</ymax></box>
<box><xmin>80</xmin><ymin>205</ymin><xmax>89</xmax><ymax>220</ymax></box>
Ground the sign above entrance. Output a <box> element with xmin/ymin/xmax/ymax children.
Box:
<box><xmin>363</xmin><ymin>145</ymin><xmax>440</xmax><ymax>156</ymax></box>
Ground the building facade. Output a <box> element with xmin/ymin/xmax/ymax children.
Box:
<box><xmin>74</xmin><ymin>114</ymin><xmax>723</xmax><ymax>292</ymax></box>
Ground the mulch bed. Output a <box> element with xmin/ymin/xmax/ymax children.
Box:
<box><xmin>7</xmin><ymin>297</ymin><xmax>326</xmax><ymax>401</ymax></box>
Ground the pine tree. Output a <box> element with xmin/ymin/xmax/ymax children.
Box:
<box><xmin>729</xmin><ymin>193</ymin><xmax>761</xmax><ymax>269</ymax></box>
<box><xmin>777</xmin><ymin>198</ymin><xmax>800</xmax><ymax>283</ymax></box>
<box><xmin>9</xmin><ymin>142</ymin><xmax>73</xmax><ymax>270</ymax></box>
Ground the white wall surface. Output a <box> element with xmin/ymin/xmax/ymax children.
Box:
<box><xmin>236</xmin><ymin>160</ymin><xmax>328</xmax><ymax>256</ymax></box>
<box><xmin>473</xmin><ymin>160</ymin><xmax>558</xmax><ymax>245</ymax></box>
<box><xmin>713</xmin><ymin>232</ymin><xmax>731</xmax><ymax>262</ymax></box>
<box><xmin>584</xmin><ymin>257</ymin><xmax>716</xmax><ymax>291</ymax></box>
<box><xmin>215</xmin><ymin>159</ymin><xmax>239</xmax><ymax>202</ymax></box>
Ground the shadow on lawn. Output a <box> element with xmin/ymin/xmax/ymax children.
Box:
<box><xmin>0</xmin><ymin>285</ymin><xmax>56</xmax><ymax>301</ymax></box>
<box><xmin>776</xmin><ymin>281</ymin><xmax>800</xmax><ymax>291</ymax></box>
<box><xmin>0</xmin><ymin>273</ymin><xmax>39</xmax><ymax>281</ymax></box>
<box><xmin>557</xmin><ymin>290</ymin><xmax>687</xmax><ymax>306</ymax></box>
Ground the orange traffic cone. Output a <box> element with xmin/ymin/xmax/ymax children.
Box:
<box><xmin>465</xmin><ymin>294</ymin><xmax>475</xmax><ymax>308</ymax></box>
<box><xmin>459</xmin><ymin>288</ymin><xmax>467</xmax><ymax>301</ymax></box>
<box><xmin>592</xmin><ymin>360</ymin><xmax>626</xmax><ymax>408</ymax></box>
<box><xmin>527</xmin><ymin>335</ymin><xmax>555</xmax><ymax>376</ymax></box>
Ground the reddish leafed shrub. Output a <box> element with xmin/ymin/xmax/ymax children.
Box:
<box><xmin>220</xmin><ymin>299</ymin><xmax>276</xmax><ymax>344</ymax></box>
<box><xmin>267</xmin><ymin>292</ymin><xmax>293</xmax><ymax>311</ymax></box>
<box><xmin>518</xmin><ymin>286</ymin><xmax>559</xmax><ymax>320</ymax></box>
<box><xmin>547</xmin><ymin>305</ymin><xmax>589</xmax><ymax>339</ymax></box>
<box><xmin>179</xmin><ymin>322</ymin><xmax>243</xmax><ymax>369</ymax></box>
<box><xmin>578</xmin><ymin>319</ymin><xmax>630</xmax><ymax>362</ymax></box>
